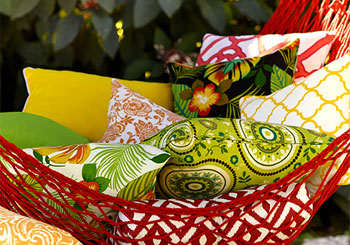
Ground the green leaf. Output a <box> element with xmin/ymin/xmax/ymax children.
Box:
<box><xmin>73</xmin><ymin>202</ymin><xmax>84</xmax><ymax>211</ymax></box>
<box><xmin>217</xmin><ymin>79</ymin><xmax>232</xmax><ymax>93</ymax></box>
<box><xmin>93</xmin><ymin>144</ymin><xmax>156</xmax><ymax>191</ymax></box>
<box><xmin>117</xmin><ymin>170</ymin><xmax>157</xmax><ymax>200</ymax></box>
<box><xmin>53</xmin><ymin>14</ymin><xmax>83</xmax><ymax>51</ymax></box>
<box><xmin>101</xmin><ymin>30</ymin><xmax>119</xmax><ymax>58</ymax></box>
<box><xmin>134</xmin><ymin>0</ymin><xmax>161</xmax><ymax>28</ymax></box>
<box><xmin>0</xmin><ymin>0</ymin><xmax>12</xmax><ymax>16</ymax></box>
<box><xmin>199</xmin><ymin>142</ymin><xmax>207</xmax><ymax>149</ymax></box>
<box><xmin>77</xmin><ymin>28</ymin><xmax>105</xmax><ymax>70</ymax></box>
<box><xmin>33</xmin><ymin>151</ymin><xmax>43</xmax><ymax>163</ymax></box>
<box><xmin>192</xmin><ymin>79</ymin><xmax>204</xmax><ymax>90</ymax></box>
<box><xmin>10</xmin><ymin>0</ymin><xmax>41</xmax><ymax>19</ymax></box>
<box><xmin>150</xmin><ymin>62</ymin><xmax>165</xmax><ymax>78</ymax></box>
<box><xmin>58</xmin><ymin>0</ymin><xmax>78</xmax><ymax>13</ymax></box>
<box><xmin>263</xmin><ymin>64</ymin><xmax>272</xmax><ymax>72</ymax></box>
<box><xmin>310</xmin><ymin>147</ymin><xmax>316</xmax><ymax>153</ymax></box>
<box><xmin>92</xmin><ymin>9</ymin><xmax>113</xmax><ymax>38</ymax></box>
<box><xmin>270</xmin><ymin>65</ymin><xmax>293</xmax><ymax>93</ymax></box>
<box><xmin>17</xmin><ymin>41</ymin><xmax>48</xmax><ymax>65</ymax></box>
<box><xmin>246</xmin><ymin>69</ymin><xmax>258</xmax><ymax>78</ymax></box>
<box><xmin>94</xmin><ymin>177</ymin><xmax>110</xmax><ymax>193</ymax></box>
<box><xmin>234</xmin><ymin>0</ymin><xmax>272</xmax><ymax>23</ymax></box>
<box><xmin>158</xmin><ymin>0</ymin><xmax>182</xmax><ymax>17</ymax></box>
<box><xmin>99</xmin><ymin>0</ymin><xmax>116</xmax><ymax>13</ymax></box>
<box><xmin>255</xmin><ymin>69</ymin><xmax>266</xmax><ymax>88</ymax></box>
<box><xmin>82</xmin><ymin>164</ymin><xmax>97</xmax><ymax>182</ymax></box>
<box><xmin>53</xmin><ymin>46</ymin><xmax>74</xmax><ymax>67</ymax></box>
<box><xmin>179</xmin><ymin>89</ymin><xmax>193</xmax><ymax>100</ymax></box>
<box><xmin>45</xmin><ymin>156</ymin><xmax>50</xmax><ymax>164</ymax></box>
<box><xmin>216</xmin><ymin>93</ymin><xmax>229</xmax><ymax>106</ymax></box>
<box><xmin>124</xmin><ymin>58</ymin><xmax>156</xmax><ymax>79</ymax></box>
<box><xmin>196</xmin><ymin>0</ymin><xmax>226</xmax><ymax>33</ymax></box>
<box><xmin>172</xmin><ymin>84</ymin><xmax>198</xmax><ymax>118</ymax></box>
<box><xmin>154</xmin><ymin>27</ymin><xmax>172</xmax><ymax>50</ymax></box>
<box><xmin>177</xmin><ymin>32</ymin><xmax>201</xmax><ymax>53</ymax></box>
<box><xmin>33</xmin><ymin>0</ymin><xmax>55</xmax><ymax>20</ymax></box>
<box><xmin>151</xmin><ymin>153</ymin><xmax>170</xmax><ymax>164</ymax></box>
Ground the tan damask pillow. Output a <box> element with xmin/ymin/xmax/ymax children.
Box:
<box><xmin>0</xmin><ymin>206</ymin><xmax>82</xmax><ymax>245</ymax></box>
<box><xmin>99</xmin><ymin>79</ymin><xmax>186</xmax><ymax>144</ymax></box>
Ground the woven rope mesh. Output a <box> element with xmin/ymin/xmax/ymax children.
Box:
<box><xmin>1</xmin><ymin>129</ymin><xmax>349</xmax><ymax>244</ymax></box>
<box><xmin>260</xmin><ymin>0</ymin><xmax>350</xmax><ymax>62</ymax></box>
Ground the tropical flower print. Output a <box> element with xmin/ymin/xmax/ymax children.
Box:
<box><xmin>33</xmin><ymin>144</ymin><xmax>91</xmax><ymax>164</ymax></box>
<box><xmin>205</xmin><ymin>57</ymin><xmax>259</xmax><ymax>85</ymax></box>
<box><xmin>168</xmin><ymin>39</ymin><xmax>299</xmax><ymax>119</ymax></box>
<box><xmin>188</xmin><ymin>83</ymin><xmax>221</xmax><ymax>116</ymax></box>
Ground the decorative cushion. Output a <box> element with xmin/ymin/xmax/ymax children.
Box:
<box><xmin>118</xmin><ymin>78</ymin><xmax>174</xmax><ymax>112</ymax></box>
<box><xmin>14</xmin><ymin>143</ymin><xmax>170</xmax><ymax>230</ymax></box>
<box><xmin>168</xmin><ymin>39</ymin><xmax>299</xmax><ymax>119</ymax></box>
<box><xmin>98</xmin><ymin>79</ymin><xmax>185</xmax><ymax>144</ymax></box>
<box><xmin>0</xmin><ymin>206</ymin><xmax>82</xmax><ymax>245</ymax></box>
<box><xmin>0</xmin><ymin>112</ymin><xmax>90</xmax><ymax>149</ymax></box>
<box><xmin>240</xmin><ymin>53</ymin><xmax>350</xmax><ymax>138</ymax></box>
<box><xmin>142</xmin><ymin>118</ymin><xmax>333</xmax><ymax>199</ymax></box>
<box><xmin>196</xmin><ymin>31</ymin><xmax>335</xmax><ymax>82</ymax></box>
<box><xmin>23</xmin><ymin>68</ymin><xmax>174</xmax><ymax>141</ymax></box>
<box><xmin>112</xmin><ymin>183</ymin><xmax>313</xmax><ymax>245</ymax></box>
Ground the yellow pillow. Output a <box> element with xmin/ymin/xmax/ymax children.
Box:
<box><xmin>118</xmin><ymin>79</ymin><xmax>174</xmax><ymax>112</ymax></box>
<box><xmin>23</xmin><ymin>68</ymin><xmax>112</xmax><ymax>142</ymax></box>
<box><xmin>23</xmin><ymin>68</ymin><xmax>174</xmax><ymax>141</ymax></box>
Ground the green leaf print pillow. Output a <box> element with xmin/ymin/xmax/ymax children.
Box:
<box><xmin>168</xmin><ymin>39</ymin><xmax>299</xmax><ymax>119</ymax></box>
<box><xmin>16</xmin><ymin>143</ymin><xmax>170</xmax><ymax>232</ymax></box>
<box><xmin>142</xmin><ymin>118</ymin><xmax>334</xmax><ymax>199</ymax></box>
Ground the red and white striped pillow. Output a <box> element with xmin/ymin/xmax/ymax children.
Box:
<box><xmin>196</xmin><ymin>31</ymin><xmax>335</xmax><ymax>83</ymax></box>
<box><xmin>111</xmin><ymin>183</ymin><xmax>313</xmax><ymax>244</ymax></box>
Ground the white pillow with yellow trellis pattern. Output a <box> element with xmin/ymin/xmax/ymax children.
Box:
<box><xmin>10</xmin><ymin>143</ymin><xmax>170</xmax><ymax>232</ymax></box>
<box><xmin>239</xmin><ymin>53</ymin><xmax>350</xmax><ymax>185</ymax></box>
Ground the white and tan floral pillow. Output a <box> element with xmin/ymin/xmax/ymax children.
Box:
<box><xmin>99</xmin><ymin>79</ymin><xmax>185</xmax><ymax>144</ymax></box>
<box><xmin>0</xmin><ymin>206</ymin><xmax>82</xmax><ymax>245</ymax></box>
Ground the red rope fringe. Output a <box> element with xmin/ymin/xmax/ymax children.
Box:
<box><xmin>260</xmin><ymin>0</ymin><xmax>350</xmax><ymax>62</ymax></box>
<box><xmin>0</xmin><ymin>129</ymin><xmax>349</xmax><ymax>244</ymax></box>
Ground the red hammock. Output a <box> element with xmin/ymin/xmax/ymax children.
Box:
<box><xmin>0</xmin><ymin>129</ymin><xmax>349</xmax><ymax>244</ymax></box>
<box><xmin>260</xmin><ymin>0</ymin><xmax>350</xmax><ymax>62</ymax></box>
<box><xmin>1</xmin><ymin>0</ymin><xmax>349</xmax><ymax>244</ymax></box>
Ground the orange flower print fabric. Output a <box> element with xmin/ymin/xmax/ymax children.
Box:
<box><xmin>189</xmin><ymin>84</ymin><xmax>221</xmax><ymax>116</ymax></box>
<box><xmin>99</xmin><ymin>79</ymin><xmax>186</xmax><ymax>144</ymax></box>
<box><xmin>0</xmin><ymin>206</ymin><xmax>82</xmax><ymax>245</ymax></box>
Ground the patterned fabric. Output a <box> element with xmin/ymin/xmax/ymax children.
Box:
<box><xmin>240</xmin><ymin>53</ymin><xmax>349</xmax><ymax>140</ymax></box>
<box><xmin>112</xmin><ymin>183</ymin><xmax>313</xmax><ymax>245</ymax></box>
<box><xmin>99</xmin><ymin>79</ymin><xmax>185</xmax><ymax>144</ymax></box>
<box><xmin>240</xmin><ymin>53</ymin><xmax>350</xmax><ymax>185</ymax></box>
<box><xmin>0</xmin><ymin>206</ymin><xmax>82</xmax><ymax>245</ymax></box>
<box><xmin>196</xmin><ymin>31</ymin><xmax>335</xmax><ymax>82</ymax></box>
<box><xmin>168</xmin><ymin>39</ymin><xmax>299</xmax><ymax>119</ymax></box>
<box><xmin>142</xmin><ymin>118</ymin><xmax>334</xmax><ymax>199</ymax></box>
<box><xmin>15</xmin><ymin>143</ymin><xmax>170</xmax><ymax>233</ymax></box>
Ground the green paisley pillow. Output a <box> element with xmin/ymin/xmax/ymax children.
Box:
<box><xmin>168</xmin><ymin>39</ymin><xmax>299</xmax><ymax>119</ymax></box>
<box><xmin>142</xmin><ymin>118</ymin><xmax>334</xmax><ymax>199</ymax></box>
<box><xmin>14</xmin><ymin>143</ymin><xmax>170</xmax><ymax>231</ymax></box>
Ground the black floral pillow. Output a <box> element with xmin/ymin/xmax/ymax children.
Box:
<box><xmin>168</xmin><ymin>39</ymin><xmax>299</xmax><ymax>118</ymax></box>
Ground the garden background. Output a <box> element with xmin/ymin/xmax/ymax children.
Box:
<box><xmin>0</xmin><ymin>0</ymin><xmax>349</xmax><ymax>243</ymax></box>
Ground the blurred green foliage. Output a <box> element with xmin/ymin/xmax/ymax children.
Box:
<box><xmin>0</xmin><ymin>0</ymin><xmax>349</xmax><ymax>240</ymax></box>
<box><xmin>0</xmin><ymin>0</ymin><xmax>276</xmax><ymax>111</ymax></box>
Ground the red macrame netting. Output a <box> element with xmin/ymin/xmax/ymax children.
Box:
<box><xmin>0</xmin><ymin>130</ymin><xmax>350</xmax><ymax>244</ymax></box>
<box><xmin>260</xmin><ymin>0</ymin><xmax>350</xmax><ymax>62</ymax></box>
